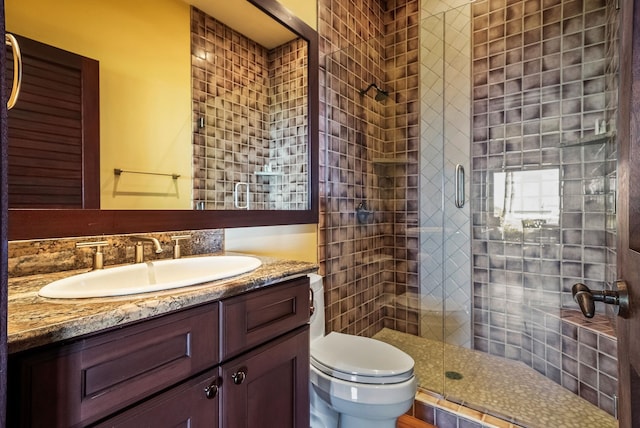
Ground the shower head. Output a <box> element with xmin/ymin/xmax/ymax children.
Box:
<box><xmin>359</xmin><ymin>82</ymin><xmax>389</xmax><ymax>101</ymax></box>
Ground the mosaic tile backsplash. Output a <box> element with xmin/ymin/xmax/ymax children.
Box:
<box><xmin>191</xmin><ymin>7</ymin><xmax>308</xmax><ymax>210</ymax></box>
<box><xmin>8</xmin><ymin>230</ymin><xmax>224</xmax><ymax>278</ymax></box>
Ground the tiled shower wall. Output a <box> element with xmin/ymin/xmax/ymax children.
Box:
<box><xmin>191</xmin><ymin>8</ymin><xmax>308</xmax><ymax>210</ymax></box>
<box><xmin>268</xmin><ymin>39</ymin><xmax>309</xmax><ymax>210</ymax></box>
<box><xmin>319</xmin><ymin>0</ymin><xmax>421</xmax><ymax>337</ymax></box>
<box><xmin>382</xmin><ymin>0</ymin><xmax>421</xmax><ymax>334</ymax></box>
<box><xmin>319</xmin><ymin>0</ymin><xmax>474</xmax><ymax>347</ymax></box>
<box><xmin>319</xmin><ymin>0</ymin><xmax>618</xmax><ymax>413</ymax></box>
<box><xmin>604</xmin><ymin>0</ymin><xmax>619</xmax><ymax>314</ymax></box>
<box><xmin>524</xmin><ymin>306</ymin><xmax>618</xmax><ymax>414</ymax></box>
<box><xmin>471</xmin><ymin>0</ymin><xmax>619</xmax><ymax>412</ymax></box>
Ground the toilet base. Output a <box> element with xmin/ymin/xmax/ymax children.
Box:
<box><xmin>333</xmin><ymin>396</ymin><xmax>414</xmax><ymax>428</ymax></box>
<box><xmin>310</xmin><ymin>384</ymin><xmax>339</xmax><ymax>428</ymax></box>
<box><xmin>310</xmin><ymin>381</ymin><xmax>414</xmax><ymax>428</ymax></box>
<box><xmin>339</xmin><ymin>413</ymin><xmax>399</xmax><ymax>428</ymax></box>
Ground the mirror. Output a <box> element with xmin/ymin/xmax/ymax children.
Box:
<box><xmin>191</xmin><ymin>3</ymin><xmax>309</xmax><ymax>211</ymax></box>
<box><xmin>6</xmin><ymin>0</ymin><xmax>319</xmax><ymax>240</ymax></box>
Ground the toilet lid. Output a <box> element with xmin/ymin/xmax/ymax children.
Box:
<box><xmin>311</xmin><ymin>332</ymin><xmax>414</xmax><ymax>384</ymax></box>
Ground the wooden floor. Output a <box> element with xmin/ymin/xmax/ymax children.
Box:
<box><xmin>397</xmin><ymin>414</ymin><xmax>436</xmax><ymax>428</ymax></box>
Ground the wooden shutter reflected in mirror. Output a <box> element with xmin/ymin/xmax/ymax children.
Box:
<box><xmin>5</xmin><ymin>34</ymin><xmax>99</xmax><ymax>208</ymax></box>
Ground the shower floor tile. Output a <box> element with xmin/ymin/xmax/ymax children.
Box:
<box><xmin>373</xmin><ymin>328</ymin><xmax>616</xmax><ymax>428</ymax></box>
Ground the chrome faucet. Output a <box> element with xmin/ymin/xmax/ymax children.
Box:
<box><xmin>130</xmin><ymin>235</ymin><xmax>163</xmax><ymax>263</ymax></box>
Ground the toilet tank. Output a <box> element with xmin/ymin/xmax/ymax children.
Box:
<box><xmin>308</xmin><ymin>273</ymin><xmax>325</xmax><ymax>341</ymax></box>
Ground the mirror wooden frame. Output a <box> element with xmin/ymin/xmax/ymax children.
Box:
<box><xmin>8</xmin><ymin>0</ymin><xmax>319</xmax><ymax>240</ymax></box>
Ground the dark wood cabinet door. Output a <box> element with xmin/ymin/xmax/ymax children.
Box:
<box><xmin>94</xmin><ymin>369</ymin><xmax>220</xmax><ymax>428</ymax></box>
<box><xmin>9</xmin><ymin>303</ymin><xmax>218</xmax><ymax>427</ymax></box>
<box><xmin>220</xmin><ymin>276</ymin><xmax>310</xmax><ymax>361</ymax></box>
<box><xmin>221</xmin><ymin>326</ymin><xmax>310</xmax><ymax>428</ymax></box>
<box><xmin>6</xmin><ymin>34</ymin><xmax>100</xmax><ymax>209</ymax></box>
<box><xmin>7</xmin><ymin>277</ymin><xmax>311</xmax><ymax>427</ymax></box>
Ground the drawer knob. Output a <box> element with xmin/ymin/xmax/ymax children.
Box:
<box><xmin>204</xmin><ymin>378</ymin><xmax>221</xmax><ymax>399</ymax></box>
<box><xmin>232</xmin><ymin>369</ymin><xmax>247</xmax><ymax>385</ymax></box>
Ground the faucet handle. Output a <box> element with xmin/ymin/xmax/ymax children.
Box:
<box><xmin>76</xmin><ymin>240</ymin><xmax>108</xmax><ymax>270</ymax></box>
<box><xmin>572</xmin><ymin>282</ymin><xmax>629</xmax><ymax>319</ymax></box>
<box><xmin>171</xmin><ymin>234</ymin><xmax>191</xmax><ymax>259</ymax></box>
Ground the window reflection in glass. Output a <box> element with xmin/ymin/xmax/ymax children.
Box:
<box><xmin>493</xmin><ymin>169</ymin><xmax>560</xmax><ymax>229</ymax></box>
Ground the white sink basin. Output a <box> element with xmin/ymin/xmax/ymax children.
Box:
<box><xmin>38</xmin><ymin>256</ymin><xmax>262</xmax><ymax>299</ymax></box>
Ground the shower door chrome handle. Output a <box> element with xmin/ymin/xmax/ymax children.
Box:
<box><xmin>455</xmin><ymin>164</ymin><xmax>465</xmax><ymax>208</ymax></box>
<box><xmin>234</xmin><ymin>182</ymin><xmax>250</xmax><ymax>210</ymax></box>
<box><xmin>5</xmin><ymin>33</ymin><xmax>22</xmax><ymax>110</ymax></box>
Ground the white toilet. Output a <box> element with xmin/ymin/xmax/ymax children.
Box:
<box><xmin>308</xmin><ymin>273</ymin><xmax>417</xmax><ymax>428</ymax></box>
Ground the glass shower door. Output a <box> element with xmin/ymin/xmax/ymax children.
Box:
<box><xmin>418</xmin><ymin>4</ymin><xmax>472</xmax><ymax>399</ymax></box>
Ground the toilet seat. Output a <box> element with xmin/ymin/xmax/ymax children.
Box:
<box><xmin>310</xmin><ymin>332</ymin><xmax>414</xmax><ymax>384</ymax></box>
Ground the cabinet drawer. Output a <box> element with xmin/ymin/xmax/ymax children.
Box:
<box><xmin>95</xmin><ymin>369</ymin><xmax>220</xmax><ymax>428</ymax></box>
<box><xmin>220</xmin><ymin>276</ymin><xmax>310</xmax><ymax>361</ymax></box>
<box><xmin>11</xmin><ymin>303</ymin><xmax>219</xmax><ymax>427</ymax></box>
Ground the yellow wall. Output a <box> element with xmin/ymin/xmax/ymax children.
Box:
<box><xmin>279</xmin><ymin>0</ymin><xmax>317</xmax><ymax>29</ymax></box>
<box><xmin>225</xmin><ymin>224</ymin><xmax>318</xmax><ymax>263</ymax></box>
<box><xmin>7</xmin><ymin>0</ymin><xmax>193</xmax><ymax>209</ymax></box>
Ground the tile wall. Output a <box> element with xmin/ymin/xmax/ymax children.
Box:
<box><xmin>382</xmin><ymin>0</ymin><xmax>422</xmax><ymax>334</ymax></box>
<box><xmin>523</xmin><ymin>307</ymin><xmax>618</xmax><ymax>414</ymax></box>
<box><xmin>268</xmin><ymin>39</ymin><xmax>309</xmax><ymax>210</ymax></box>
<box><xmin>319</xmin><ymin>0</ymin><xmax>618</xmax><ymax>415</ymax></box>
<box><xmin>319</xmin><ymin>0</ymin><xmax>421</xmax><ymax>337</ymax></box>
<box><xmin>470</xmin><ymin>0</ymin><xmax>619</xmax><ymax>413</ymax></box>
<box><xmin>191</xmin><ymin>8</ymin><xmax>308</xmax><ymax>210</ymax></box>
<box><xmin>321</xmin><ymin>9</ymin><xmax>388</xmax><ymax>337</ymax></box>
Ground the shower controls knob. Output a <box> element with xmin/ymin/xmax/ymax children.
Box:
<box><xmin>572</xmin><ymin>281</ymin><xmax>629</xmax><ymax>319</ymax></box>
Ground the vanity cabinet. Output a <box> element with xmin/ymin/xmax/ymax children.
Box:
<box><xmin>8</xmin><ymin>276</ymin><xmax>311</xmax><ymax>427</ymax></box>
<box><xmin>93</xmin><ymin>368</ymin><xmax>221</xmax><ymax>428</ymax></box>
<box><xmin>220</xmin><ymin>328</ymin><xmax>309</xmax><ymax>428</ymax></box>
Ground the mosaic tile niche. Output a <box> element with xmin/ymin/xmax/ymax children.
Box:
<box><xmin>191</xmin><ymin>7</ymin><xmax>308</xmax><ymax>210</ymax></box>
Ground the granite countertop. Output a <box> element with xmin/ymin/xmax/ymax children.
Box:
<box><xmin>8</xmin><ymin>253</ymin><xmax>318</xmax><ymax>354</ymax></box>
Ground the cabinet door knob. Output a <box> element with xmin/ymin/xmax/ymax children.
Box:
<box><xmin>232</xmin><ymin>369</ymin><xmax>247</xmax><ymax>385</ymax></box>
<box><xmin>204</xmin><ymin>378</ymin><xmax>221</xmax><ymax>399</ymax></box>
